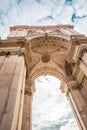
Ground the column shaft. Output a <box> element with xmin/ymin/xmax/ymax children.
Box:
<box><xmin>16</xmin><ymin>67</ymin><xmax>26</xmax><ymax>130</ymax></box>
<box><xmin>68</xmin><ymin>89</ymin><xmax>87</xmax><ymax>130</ymax></box>
<box><xmin>22</xmin><ymin>91</ymin><xmax>32</xmax><ymax>130</ymax></box>
<box><xmin>0</xmin><ymin>55</ymin><xmax>25</xmax><ymax>130</ymax></box>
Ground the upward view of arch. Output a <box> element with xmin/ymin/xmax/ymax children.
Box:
<box><xmin>0</xmin><ymin>25</ymin><xmax>87</xmax><ymax>130</ymax></box>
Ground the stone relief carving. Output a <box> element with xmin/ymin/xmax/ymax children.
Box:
<box><xmin>0</xmin><ymin>25</ymin><xmax>86</xmax><ymax>93</ymax></box>
<box><xmin>41</xmin><ymin>54</ymin><xmax>51</xmax><ymax>63</ymax></box>
<box><xmin>65</xmin><ymin>61</ymin><xmax>72</xmax><ymax>76</ymax></box>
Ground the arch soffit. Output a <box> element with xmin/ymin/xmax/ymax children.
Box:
<box><xmin>26</xmin><ymin>34</ymin><xmax>70</xmax><ymax>44</ymax></box>
<box><xmin>30</xmin><ymin>66</ymin><xmax>66</xmax><ymax>82</ymax></box>
<box><xmin>25</xmin><ymin>33</ymin><xmax>72</xmax><ymax>88</ymax></box>
<box><xmin>26</xmin><ymin>34</ymin><xmax>71</xmax><ymax>55</ymax></box>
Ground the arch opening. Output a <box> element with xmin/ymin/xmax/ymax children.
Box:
<box><xmin>32</xmin><ymin>75</ymin><xmax>79</xmax><ymax>130</ymax></box>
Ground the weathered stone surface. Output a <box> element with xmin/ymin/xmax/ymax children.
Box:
<box><xmin>22</xmin><ymin>94</ymin><xmax>32</xmax><ymax>130</ymax></box>
<box><xmin>0</xmin><ymin>55</ymin><xmax>25</xmax><ymax>130</ymax></box>
<box><xmin>0</xmin><ymin>25</ymin><xmax>87</xmax><ymax>130</ymax></box>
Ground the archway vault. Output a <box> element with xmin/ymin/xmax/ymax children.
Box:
<box><xmin>0</xmin><ymin>25</ymin><xmax>87</xmax><ymax>130</ymax></box>
<box><xmin>25</xmin><ymin>33</ymin><xmax>74</xmax><ymax>96</ymax></box>
<box><xmin>25</xmin><ymin>34</ymin><xmax>71</xmax><ymax>80</ymax></box>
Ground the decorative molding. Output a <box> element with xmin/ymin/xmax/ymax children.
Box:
<box><xmin>41</xmin><ymin>54</ymin><xmax>50</xmax><ymax>63</ymax></box>
<box><xmin>78</xmin><ymin>47</ymin><xmax>87</xmax><ymax>59</ymax></box>
<box><xmin>60</xmin><ymin>81</ymin><xmax>70</xmax><ymax>95</ymax></box>
<box><xmin>73</xmin><ymin>44</ymin><xmax>87</xmax><ymax>63</ymax></box>
<box><xmin>25</xmin><ymin>79</ymin><xmax>36</xmax><ymax>95</ymax></box>
<box><xmin>67</xmin><ymin>80</ymin><xmax>82</xmax><ymax>90</ymax></box>
<box><xmin>0</xmin><ymin>47</ymin><xmax>25</xmax><ymax>56</ymax></box>
<box><xmin>30</xmin><ymin>66</ymin><xmax>65</xmax><ymax>81</ymax></box>
<box><xmin>65</xmin><ymin>61</ymin><xmax>72</xmax><ymax>75</ymax></box>
<box><xmin>10</xmin><ymin>25</ymin><xmax>74</xmax><ymax>31</ymax></box>
<box><xmin>25</xmin><ymin>88</ymin><xmax>32</xmax><ymax>95</ymax></box>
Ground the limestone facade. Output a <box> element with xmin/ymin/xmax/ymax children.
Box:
<box><xmin>0</xmin><ymin>25</ymin><xmax>87</xmax><ymax>130</ymax></box>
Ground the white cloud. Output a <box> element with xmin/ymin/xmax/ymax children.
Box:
<box><xmin>32</xmin><ymin>75</ymin><xmax>79</xmax><ymax>130</ymax></box>
<box><xmin>0</xmin><ymin>0</ymin><xmax>87</xmax><ymax>38</ymax></box>
<box><xmin>75</xmin><ymin>17</ymin><xmax>87</xmax><ymax>36</ymax></box>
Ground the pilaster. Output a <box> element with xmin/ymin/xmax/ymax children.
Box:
<box><xmin>64</xmin><ymin>79</ymin><xmax>87</xmax><ymax>130</ymax></box>
<box><xmin>22</xmin><ymin>80</ymin><xmax>35</xmax><ymax>130</ymax></box>
<box><xmin>0</xmin><ymin>54</ymin><xmax>26</xmax><ymax>130</ymax></box>
<box><xmin>68</xmin><ymin>89</ymin><xmax>87</xmax><ymax>130</ymax></box>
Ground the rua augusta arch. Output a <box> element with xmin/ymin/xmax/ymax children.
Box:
<box><xmin>0</xmin><ymin>25</ymin><xmax>87</xmax><ymax>130</ymax></box>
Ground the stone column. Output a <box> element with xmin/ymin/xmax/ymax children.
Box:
<box><xmin>16</xmin><ymin>66</ymin><xmax>26</xmax><ymax>130</ymax></box>
<box><xmin>79</xmin><ymin>52</ymin><xmax>87</xmax><ymax>77</ymax></box>
<box><xmin>62</xmin><ymin>77</ymin><xmax>87</xmax><ymax>130</ymax></box>
<box><xmin>22</xmin><ymin>80</ymin><xmax>35</xmax><ymax>130</ymax></box>
<box><xmin>68</xmin><ymin>89</ymin><xmax>87</xmax><ymax>130</ymax></box>
<box><xmin>0</xmin><ymin>55</ymin><xmax>25</xmax><ymax>130</ymax></box>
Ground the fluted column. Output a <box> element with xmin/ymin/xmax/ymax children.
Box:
<box><xmin>61</xmin><ymin>76</ymin><xmax>87</xmax><ymax>130</ymax></box>
<box><xmin>68</xmin><ymin>89</ymin><xmax>87</xmax><ymax>130</ymax></box>
<box><xmin>0</xmin><ymin>55</ymin><xmax>26</xmax><ymax>130</ymax></box>
<box><xmin>22</xmin><ymin>80</ymin><xmax>35</xmax><ymax>130</ymax></box>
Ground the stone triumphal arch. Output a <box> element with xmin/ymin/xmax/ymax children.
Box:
<box><xmin>0</xmin><ymin>25</ymin><xmax>87</xmax><ymax>130</ymax></box>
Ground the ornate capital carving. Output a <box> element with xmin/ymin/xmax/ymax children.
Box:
<box><xmin>65</xmin><ymin>61</ymin><xmax>72</xmax><ymax>75</ymax></box>
<box><xmin>0</xmin><ymin>47</ymin><xmax>25</xmax><ymax>56</ymax></box>
<box><xmin>65</xmin><ymin>76</ymin><xmax>82</xmax><ymax>91</ymax></box>
<box><xmin>67</xmin><ymin>80</ymin><xmax>82</xmax><ymax>90</ymax></box>
<box><xmin>76</xmin><ymin>46</ymin><xmax>87</xmax><ymax>65</ymax></box>
<box><xmin>79</xmin><ymin>47</ymin><xmax>87</xmax><ymax>59</ymax></box>
<box><xmin>25</xmin><ymin>79</ymin><xmax>36</xmax><ymax>95</ymax></box>
<box><xmin>25</xmin><ymin>87</ymin><xmax>32</xmax><ymax>95</ymax></box>
<box><xmin>67</xmin><ymin>81</ymin><xmax>78</xmax><ymax>89</ymax></box>
<box><xmin>60</xmin><ymin>80</ymin><xmax>70</xmax><ymax>96</ymax></box>
<box><xmin>41</xmin><ymin>54</ymin><xmax>50</xmax><ymax>63</ymax></box>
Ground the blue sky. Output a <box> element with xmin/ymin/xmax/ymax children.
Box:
<box><xmin>0</xmin><ymin>0</ymin><xmax>87</xmax><ymax>129</ymax></box>
<box><xmin>0</xmin><ymin>0</ymin><xmax>87</xmax><ymax>38</ymax></box>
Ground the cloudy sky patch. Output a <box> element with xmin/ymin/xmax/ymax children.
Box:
<box><xmin>33</xmin><ymin>76</ymin><xmax>79</xmax><ymax>130</ymax></box>
<box><xmin>0</xmin><ymin>0</ymin><xmax>87</xmax><ymax>38</ymax></box>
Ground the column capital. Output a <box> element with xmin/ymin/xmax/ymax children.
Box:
<box><xmin>0</xmin><ymin>47</ymin><xmax>25</xmax><ymax>56</ymax></box>
<box><xmin>25</xmin><ymin>79</ymin><xmax>36</xmax><ymax>96</ymax></box>
<box><xmin>67</xmin><ymin>80</ymin><xmax>78</xmax><ymax>89</ymax></box>
<box><xmin>67</xmin><ymin>79</ymin><xmax>82</xmax><ymax>90</ymax></box>
<box><xmin>60</xmin><ymin>80</ymin><xmax>70</xmax><ymax>96</ymax></box>
<box><xmin>60</xmin><ymin>75</ymin><xmax>82</xmax><ymax>96</ymax></box>
<box><xmin>25</xmin><ymin>87</ymin><xmax>32</xmax><ymax>95</ymax></box>
<box><xmin>64</xmin><ymin>75</ymin><xmax>82</xmax><ymax>90</ymax></box>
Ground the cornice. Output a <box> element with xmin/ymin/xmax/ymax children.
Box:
<box><xmin>73</xmin><ymin>44</ymin><xmax>87</xmax><ymax>63</ymax></box>
<box><xmin>0</xmin><ymin>47</ymin><xmax>25</xmax><ymax>56</ymax></box>
<box><xmin>10</xmin><ymin>24</ymin><xmax>74</xmax><ymax>31</ymax></box>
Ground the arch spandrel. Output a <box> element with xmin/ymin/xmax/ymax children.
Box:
<box><xmin>24</xmin><ymin>26</ymin><xmax>85</xmax><ymax>94</ymax></box>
